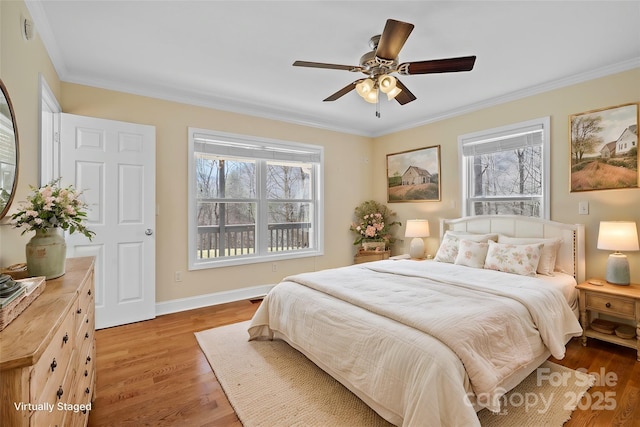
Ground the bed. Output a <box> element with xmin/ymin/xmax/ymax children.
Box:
<box><xmin>248</xmin><ymin>215</ymin><xmax>586</xmax><ymax>426</ymax></box>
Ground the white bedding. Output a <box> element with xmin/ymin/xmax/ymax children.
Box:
<box><xmin>248</xmin><ymin>259</ymin><xmax>582</xmax><ymax>426</ymax></box>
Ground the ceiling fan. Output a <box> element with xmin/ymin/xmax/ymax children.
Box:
<box><xmin>293</xmin><ymin>19</ymin><xmax>476</xmax><ymax>117</ymax></box>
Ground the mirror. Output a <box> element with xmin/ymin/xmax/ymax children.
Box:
<box><xmin>0</xmin><ymin>79</ymin><xmax>19</xmax><ymax>219</ymax></box>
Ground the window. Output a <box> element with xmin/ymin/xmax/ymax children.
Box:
<box><xmin>188</xmin><ymin>128</ymin><xmax>323</xmax><ymax>269</ymax></box>
<box><xmin>458</xmin><ymin>117</ymin><xmax>550</xmax><ymax>218</ymax></box>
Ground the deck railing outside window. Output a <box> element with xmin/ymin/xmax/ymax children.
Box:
<box><xmin>197</xmin><ymin>222</ymin><xmax>310</xmax><ymax>259</ymax></box>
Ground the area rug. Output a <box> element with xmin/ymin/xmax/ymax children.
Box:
<box><xmin>195</xmin><ymin>321</ymin><xmax>594</xmax><ymax>427</ymax></box>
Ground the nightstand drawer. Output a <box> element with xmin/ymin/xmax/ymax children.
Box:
<box><xmin>585</xmin><ymin>292</ymin><xmax>635</xmax><ymax>317</ymax></box>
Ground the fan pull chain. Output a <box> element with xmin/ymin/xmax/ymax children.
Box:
<box><xmin>376</xmin><ymin>93</ymin><xmax>381</xmax><ymax>118</ymax></box>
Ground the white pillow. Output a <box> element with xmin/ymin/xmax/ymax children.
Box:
<box><xmin>454</xmin><ymin>239</ymin><xmax>489</xmax><ymax>269</ymax></box>
<box><xmin>434</xmin><ymin>231</ymin><xmax>498</xmax><ymax>263</ymax></box>
<box><xmin>484</xmin><ymin>240</ymin><xmax>544</xmax><ymax>277</ymax></box>
<box><xmin>497</xmin><ymin>236</ymin><xmax>562</xmax><ymax>276</ymax></box>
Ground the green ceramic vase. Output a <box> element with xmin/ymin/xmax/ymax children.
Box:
<box><xmin>26</xmin><ymin>228</ymin><xmax>67</xmax><ymax>279</ymax></box>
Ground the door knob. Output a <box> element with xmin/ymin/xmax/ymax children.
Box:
<box><xmin>145</xmin><ymin>229</ymin><xmax>153</xmax><ymax>236</ymax></box>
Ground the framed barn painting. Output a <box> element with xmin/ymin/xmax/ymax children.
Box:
<box><xmin>386</xmin><ymin>145</ymin><xmax>441</xmax><ymax>202</ymax></box>
<box><xmin>570</xmin><ymin>103</ymin><xmax>639</xmax><ymax>192</ymax></box>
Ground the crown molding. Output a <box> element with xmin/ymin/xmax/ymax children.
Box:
<box><xmin>27</xmin><ymin>0</ymin><xmax>638</xmax><ymax>138</ymax></box>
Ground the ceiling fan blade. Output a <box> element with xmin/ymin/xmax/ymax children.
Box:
<box><xmin>398</xmin><ymin>56</ymin><xmax>476</xmax><ymax>75</ymax></box>
<box><xmin>293</xmin><ymin>60</ymin><xmax>360</xmax><ymax>72</ymax></box>
<box><xmin>375</xmin><ymin>19</ymin><xmax>414</xmax><ymax>60</ymax></box>
<box><xmin>323</xmin><ymin>81</ymin><xmax>358</xmax><ymax>102</ymax></box>
<box><xmin>394</xmin><ymin>79</ymin><xmax>416</xmax><ymax>105</ymax></box>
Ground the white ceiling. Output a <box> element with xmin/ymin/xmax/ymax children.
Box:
<box><xmin>26</xmin><ymin>1</ymin><xmax>640</xmax><ymax>137</ymax></box>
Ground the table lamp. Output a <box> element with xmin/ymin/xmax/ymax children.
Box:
<box><xmin>597</xmin><ymin>221</ymin><xmax>639</xmax><ymax>285</ymax></box>
<box><xmin>405</xmin><ymin>220</ymin><xmax>430</xmax><ymax>259</ymax></box>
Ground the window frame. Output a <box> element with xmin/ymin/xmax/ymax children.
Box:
<box><xmin>458</xmin><ymin>117</ymin><xmax>551</xmax><ymax>219</ymax></box>
<box><xmin>188</xmin><ymin>128</ymin><xmax>324</xmax><ymax>270</ymax></box>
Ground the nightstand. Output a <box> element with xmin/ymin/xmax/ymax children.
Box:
<box><xmin>576</xmin><ymin>279</ymin><xmax>640</xmax><ymax>361</ymax></box>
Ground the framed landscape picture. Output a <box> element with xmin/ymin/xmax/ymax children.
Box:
<box><xmin>570</xmin><ymin>103</ymin><xmax>639</xmax><ymax>192</ymax></box>
<box><xmin>386</xmin><ymin>145</ymin><xmax>441</xmax><ymax>202</ymax></box>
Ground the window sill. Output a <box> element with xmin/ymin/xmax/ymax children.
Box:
<box><xmin>188</xmin><ymin>248</ymin><xmax>323</xmax><ymax>270</ymax></box>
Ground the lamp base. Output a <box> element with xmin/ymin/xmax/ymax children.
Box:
<box><xmin>409</xmin><ymin>238</ymin><xmax>425</xmax><ymax>259</ymax></box>
<box><xmin>606</xmin><ymin>253</ymin><xmax>630</xmax><ymax>286</ymax></box>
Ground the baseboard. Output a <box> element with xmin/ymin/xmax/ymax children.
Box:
<box><xmin>155</xmin><ymin>284</ymin><xmax>274</xmax><ymax>316</ymax></box>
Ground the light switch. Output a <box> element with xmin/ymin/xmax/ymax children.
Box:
<box><xmin>578</xmin><ymin>201</ymin><xmax>589</xmax><ymax>215</ymax></box>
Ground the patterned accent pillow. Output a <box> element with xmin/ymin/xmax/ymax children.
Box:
<box><xmin>497</xmin><ymin>236</ymin><xmax>562</xmax><ymax>276</ymax></box>
<box><xmin>454</xmin><ymin>239</ymin><xmax>489</xmax><ymax>268</ymax></box>
<box><xmin>433</xmin><ymin>233</ymin><xmax>460</xmax><ymax>263</ymax></box>
<box><xmin>434</xmin><ymin>231</ymin><xmax>498</xmax><ymax>263</ymax></box>
<box><xmin>484</xmin><ymin>241</ymin><xmax>544</xmax><ymax>277</ymax></box>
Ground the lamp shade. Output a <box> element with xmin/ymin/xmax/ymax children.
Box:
<box><xmin>386</xmin><ymin>86</ymin><xmax>402</xmax><ymax>100</ymax></box>
<box><xmin>356</xmin><ymin>79</ymin><xmax>374</xmax><ymax>97</ymax></box>
<box><xmin>378</xmin><ymin>75</ymin><xmax>397</xmax><ymax>93</ymax></box>
<box><xmin>597</xmin><ymin>221</ymin><xmax>639</xmax><ymax>251</ymax></box>
<box><xmin>405</xmin><ymin>220</ymin><xmax>430</xmax><ymax>238</ymax></box>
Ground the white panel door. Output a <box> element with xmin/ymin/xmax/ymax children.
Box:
<box><xmin>60</xmin><ymin>113</ymin><xmax>156</xmax><ymax>329</ymax></box>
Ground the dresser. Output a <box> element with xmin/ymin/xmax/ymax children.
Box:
<box><xmin>0</xmin><ymin>257</ymin><xmax>96</xmax><ymax>426</ymax></box>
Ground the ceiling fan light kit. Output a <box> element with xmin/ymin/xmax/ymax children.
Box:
<box><xmin>293</xmin><ymin>18</ymin><xmax>477</xmax><ymax>117</ymax></box>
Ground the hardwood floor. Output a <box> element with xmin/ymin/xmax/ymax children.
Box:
<box><xmin>88</xmin><ymin>300</ymin><xmax>640</xmax><ymax>427</ymax></box>
<box><xmin>88</xmin><ymin>300</ymin><xmax>260</xmax><ymax>427</ymax></box>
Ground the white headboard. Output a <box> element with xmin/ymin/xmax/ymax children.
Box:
<box><xmin>440</xmin><ymin>215</ymin><xmax>585</xmax><ymax>283</ymax></box>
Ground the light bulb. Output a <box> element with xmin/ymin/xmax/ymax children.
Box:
<box><xmin>364</xmin><ymin>89</ymin><xmax>378</xmax><ymax>104</ymax></box>
<box><xmin>378</xmin><ymin>75</ymin><xmax>396</xmax><ymax>94</ymax></box>
<box><xmin>356</xmin><ymin>79</ymin><xmax>374</xmax><ymax>97</ymax></box>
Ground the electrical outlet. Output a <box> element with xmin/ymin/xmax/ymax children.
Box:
<box><xmin>271</xmin><ymin>263</ymin><xmax>278</xmax><ymax>272</ymax></box>
<box><xmin>175</xmin><ymin>271</ymin><xmax>182</xmax><ymax>282</ymax></box>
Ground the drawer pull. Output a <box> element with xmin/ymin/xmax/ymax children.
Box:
<box><xmin>62</xmin><ymin>333</ymin><xmax>69</xmax><ymax>344</ymax></box>
<box><xmin>85</xmin><ymin>332</ymin><xmax>90</xmax><ymax>339</ymax></box>
<box><xmin>606</xmin><ymin>302</ymin><xmax>611</xmax><ymax>308</ymax></box>
<box><xmin>86</xmin><ymin>318</ymin><xmax>89</xmax><ymax>324</ymax></box>
<box><xmin>77</xmin><ymin>308</ymin><xmax>82</xmax><ymax>314</ymax></box>
<box><xmin>88</xmin><ymin>289</ymin><xmax>92</xmax><ymax>296</ymax></box>
<box><xmin>84</xmin><ymin>369</ymin><xmax>88</xmax><ymax>377</ymax></box>
<box><xmin>85</xmin><ymin>387</ymin><xmax>91</xmax><ymax>394</ymax></box>
<box><xmin>56</xmin><ymin>386</ymin><xmax>64</xmax><ymax>399</ymax></box>
<box><xmin>50</xmin><ymin>358</ymin><xmax>57</xmax><ymax>372</ymax></box>
<box><xmin>86</xmin><ymin>356</ymin><xmax>92</xmax><ymax>364</ymax></box>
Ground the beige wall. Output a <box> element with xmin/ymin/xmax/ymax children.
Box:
<box><xmin>2</xmin><ymin>0</ymin><xmax>639</xmax><ymax>304</ymax></box>
<box><xmin>373</xmin><ymin>68</ymin><xmax>640</xmax><ymax>281</ymax></box>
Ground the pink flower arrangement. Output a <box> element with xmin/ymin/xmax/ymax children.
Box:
<box><xmin>11</xmin><ymin>178</ymin><xmax>95</xmax><ymax>239</ymax></box>
<box><xmin>349</xmin><ymin>200</ymin><xmax>401</xmax><ymax>246</ymax></box>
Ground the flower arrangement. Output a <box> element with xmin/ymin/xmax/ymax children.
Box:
<box><xmin>349</xmin><ymin>200</ymin><xmax>401</xmax><ymax>246</ymax></box>
<box><xmin>11</xmin><ymin>178</ymin><xmax>95</xmax><ymax>240</ymax></box>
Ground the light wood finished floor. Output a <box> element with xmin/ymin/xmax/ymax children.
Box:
<box><xmin>88</xmin><ymin>299</ymin><xmax>640</xmax><ymax>427</ymax></box>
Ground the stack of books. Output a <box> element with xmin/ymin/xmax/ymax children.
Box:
<box><xmin>0</xmin><ymin>274</ymin><xmax>25</xmax><ymax>309</ymax></box>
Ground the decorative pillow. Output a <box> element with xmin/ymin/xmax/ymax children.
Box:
<box><xmin>484</xmin><ymin>241</ymin><xmax>544</xmax><ymax>277</ymax></box>
<box><xmin>454</xmin><ymin>239</ymin><xmax>489</xmax><ymax>269</ymax></box>
<box><xmin>497</xmin><ymin>236</ymin><xmax>562</xmax><ymax>276</ymax></box>
<box><xmin>433</xmin><ymin>231</ymin><xmax>498</xmax><ymax>263</ymax></box>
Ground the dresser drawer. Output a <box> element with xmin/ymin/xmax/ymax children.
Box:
<box><xmin>585</xmin><ymin>292</ymin><xmax>635</xmax><ymax>318</ymax></box>
<box><xmin>76</xmin><ymin>276</ymin><xmax>94</xmax><ymax>332</ymax></box>
<box><xmin>30</xmin><ymin>349</ymin><xmax>77</xmax><ymax>427</ymax></box>
<box><xmin>78</xmin><ymin>313</ymin><xmax>95</xmax><ymax>366</ymax></box>
<box><xmin>30</xmin><ymin>307</ymin><xmax>76</xmax><ymax>403</ymax></box>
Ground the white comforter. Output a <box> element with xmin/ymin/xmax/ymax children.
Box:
<box><xmin>248</xmin><ymin>260</ymin><xmax>582</xmax><ymax>426</ymax></box>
